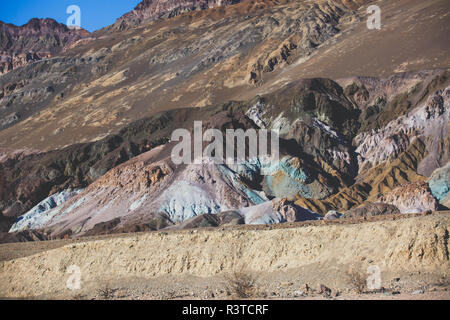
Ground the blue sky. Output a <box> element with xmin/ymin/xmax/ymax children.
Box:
<box><xmin>0</xmin><ymin>0</ymin><xmax>142</xmax><ymax>32</ymax></box>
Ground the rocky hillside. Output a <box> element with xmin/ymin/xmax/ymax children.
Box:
<box><xmin>2</xmin><ymin>70</ymin><xmax>449</xmax><ymax>238</ymax></box>
<box><xmin>0</xmin><ymin>0</ymin><xmax>364</xmax><ymax>136</ymax></box>
<box><xmin>0</xmin><ymin>0</ymin><xmax>449</xmax><ymax>240</ymax></box>
<box><xmin>0</xmin><ymin>18</ymin><xmax>89</xmax><ymax>75</ymax></box>
<box><xmin>0</xmin><ymin>0</ymin><xmax>448</xmax><ymax>148</ymax></box>
<box><xmin>113</xmin><ymin>0</ymin><xmax>242</xmax><ymax>30</ymax></box>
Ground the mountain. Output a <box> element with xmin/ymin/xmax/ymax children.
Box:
<box><xmin>114</xmin><ymin>0</ymin><xmax>243</xmax><ymax>30</ymax></box>
<box><xmin>1</xmin><ymin>0</ymin><xmax>448</xmax><ymax>149</ymax></box>
<box><xmin>0</xmin><ymin>18</ymin><xmax>90</xmax><ymax>75</ymax></box>
<box><xmin>0</xmin><ymin>0</ymin><xmax>449</xmax><ymax>240</ymax></box>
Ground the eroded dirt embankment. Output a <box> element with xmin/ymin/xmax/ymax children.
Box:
<box><xmin>0</xmin><ymin>213</ymin><xmax>449</xmax><ymax>298</ymax></box>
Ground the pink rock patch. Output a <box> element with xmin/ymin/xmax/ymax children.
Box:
<box><xmin>378</xmin><ymin>182</ymin><xmax>439</xmax><ymax>214</ymax></box>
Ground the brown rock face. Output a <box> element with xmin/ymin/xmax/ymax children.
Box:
<box><xmin>0</xmin><ymin>18</ymin><xmax>89</xmax><ymax>74</ymax></box>
<box><xmin>116</xmin><ymin>0</ymin><xmax>242</xmax><ymax>28</ymax></box>
<box><xmin>342</xmin><ymin>203</ymin><xmax>400</xmax><ymax>218</ymax></box>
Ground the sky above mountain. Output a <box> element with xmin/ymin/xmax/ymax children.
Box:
<box><xmin>0</xmin><ymin>0</ymin><xmax>141</xmax><ymax>32</ymax></box>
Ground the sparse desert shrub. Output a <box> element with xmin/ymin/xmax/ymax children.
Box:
<box><xmin>96</xmin><ymin>283</ymin><xmax>116</xmax><ymax>299</ymax></box>
<box><xmin>224</xmin><ymin>270</ymin><xmax>258</xmax><ymax>299</ymax></box>
<box><xmin>72</xmin><ymin>293</ymin><xmax>87</xmax><ymax>300</ymax></box>
<box><xmin>346</xmin><ymin>266</ymin><xmax>366</xmax><ymax>294</ymax></box>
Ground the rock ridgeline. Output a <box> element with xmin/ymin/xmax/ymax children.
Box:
<box><xmin>115</xmin><ymin>0</ymin><xmax>242</xmax><ymax>29</ymax></box>
<box><xmin>0</xmin><ymin>18</ymin><xmax>89</xmax><ymax>75</ymax></box>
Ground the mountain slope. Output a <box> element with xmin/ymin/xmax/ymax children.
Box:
<box><xmin>1</xmin><ymin>0</ymin><xmax>449</xmax><ymax>151</ymax></box>
<box><xmin>0</xmin><ymin>0</ymin><xmax>449</xmax><ymax>240</ymax></box>
<box><xmin>0</xmin><ymin>0</ymin><xmax>371</xmax><ymax>148</ymax></box>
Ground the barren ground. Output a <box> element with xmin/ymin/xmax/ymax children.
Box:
<box><xmin>1</xmin><ymin>211</ymin><xmax>449</xmax><ymax>300</ymax></box>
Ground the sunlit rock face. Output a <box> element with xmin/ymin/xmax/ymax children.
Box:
<box><xmin>32</xmin><ymin>151</ymin><xmax>328</xmax><ymax>237</ymax></box>
<box><xmin>0</xmin><ymin>18</ymin><xmax>89</xmax><ymax>75</ymax></box>
<box><xmin>354</xmin><ymin>84</ymin><xmax>450</xmax><ymax>176</ymax></box>
<box><xmin>116</xmin><ymin>0</ymin><xmax>242</xmax><ymax>29</ymax></box>
<box><xmin>378</xmin><ymin>182</ymin><xmax>439</xmax><ymax>214</ymax></box>
<box><xmin>0</xmin><ymin>0</ymin><xmax>449</xmax><ymax>240</ymax></box>
<box><xmin>2</xmin><ymin>70</ymin><xmax>449</xmax><ymax>238</ymax></box>
<box><xmin>9</xmin><ymin>189</ymin><xmax>83</xmax><ymax>233</ymax></box>
<box><xmin>245</xmin><ymin>78</ymin><xmax>360</xmax><ymax>180</ymax></box>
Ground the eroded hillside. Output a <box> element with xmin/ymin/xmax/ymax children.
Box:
<box><xmin>1</xmin><ymin>0</ymin><xmax>448</xmax><ymax>151</ymax></box>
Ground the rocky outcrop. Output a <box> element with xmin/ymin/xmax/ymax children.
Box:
<box><xmin>28</xmin><ymin>150</ymin><xmax>325</xmax><ymax>236</ymax></box>
<box><xmin>378</xmin><ymin>182</ymin><xmax>439</xmax><ymax>214</ymax></box>
<box><xmin>240</xmin><ymin>198</ymin><xmax>319</xmax><ymax>225</ymax></box>
<box><xmin>342</xmin><ymin>202</ymin><xmax>400</xmax><ymax>218</ymax></box>
<box><xmin>8</xmin><ymin>189</ymin><xmax>83</xmax><ymax>233</ymax></box>
<box><xmin>354</xmin><ymin>81</ymin><xmax>450</xmax><ymax>175</ymax></box>
<box><xmin>247</xmin><ymin>1</ymin><xmax>347</xmax><ymax>84</ymax></box>
<box><xmin>0</xmin><ymin>0</ymin><xmax>370</xmax><ymax>149</ymax></box>
<box><xmin>3</xmin><ymin>71</ymin><xmax>448</xmax><ymax>238</ymax></box>
<box><xmin>428</xmin><ymin>162</ymin><xmax>450</xmax><ymax>206</ymax></box>
<box><xmin>295</xmin><ymin>137</ymin><xmax>428</xmax><ymax>214</ymax></box>
<box><xmin>0</xmin><ymin>229</ymin><xmax>48</xmax><ymax>243</ymax></box>
<box><xmin>167</xmin><ymin>211</ymin><xmax>245</xmax><ymax>230</ymax></box>
<box><xmin>115</xmin><ymin>0</ymin><xmax>242</xmax><ymax>30</ymax></box>
<box><xmin>246</xmin><ymin>78</ymin><xmax>360</xmax><ymax>180</ymax></box>
<box><xmin>0</xmin><ymin>79</ymin><xmax>356</xmax><ymax>236</ymax></box>
<box><xmin>0</xmin><ymin>52</ymin><xmax>50</xmax><ymax>75</ymax></box>
<box><xmin>0</xmin><ymin>19</ymin><xmax>89</xmax><ymax>75</ymax></box>
<box><xmin>0</xmin><ymin>0</ymin><xmax>449</xmax><ymax>240</ymax></box>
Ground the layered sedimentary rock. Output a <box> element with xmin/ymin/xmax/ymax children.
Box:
<box><xmin>8</xmin><ymin>189</ymin><xmax>83</xmax><ymax>233</ymax></box>
<box><xmin>1</xmin><ymin>78</ymin><xmax>358</xmax><ymax>236</ymax></box>
<box><xmin>353</xmin><ymin>80</ymin><xmax>450</xmax><ymax>176</ymax></box>
<box><xmin>17</xmin><ymin>143</ymin><xmax>329</xmax><ymax>236</ymax></box>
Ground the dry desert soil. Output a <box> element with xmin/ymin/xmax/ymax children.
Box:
<box><xmin>0</xmin><ymin>211</ymin><xmax>449</xmax><ymax>300</ymax></box>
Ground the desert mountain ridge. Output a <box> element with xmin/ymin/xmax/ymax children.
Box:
<box><xmin>113</xmin><ymin>0</ymin><xmax>244</xmax><ymax>30</ymax></box>
<box><xmin>0</xmin><ymin>18</ymin><xmax>90</xmax><ymax>75</ymax></box>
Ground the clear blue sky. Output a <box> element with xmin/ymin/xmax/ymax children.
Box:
<box><xmin>0</xmin><ymin>0</ymin><xmax>142</xmax><ymax>32</ymax></box>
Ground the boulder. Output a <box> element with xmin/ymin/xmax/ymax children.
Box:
<box><xmin>323</xmin><ymin>210</ymin><xmax>342</xmax><ymax>220</ymax></box>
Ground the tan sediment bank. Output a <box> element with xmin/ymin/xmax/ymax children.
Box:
<box><xmin>1</xmin><ymin>212</ymin><xmax>449</xmax><ymax>298</ymax></box>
